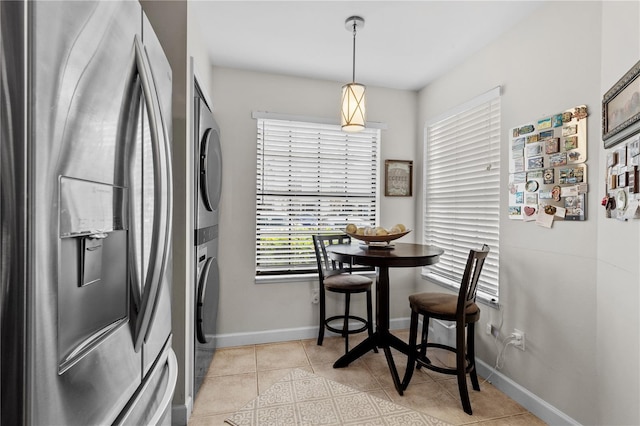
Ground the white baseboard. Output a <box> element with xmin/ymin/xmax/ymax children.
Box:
<box><xmin>214</xmin><ymin>318</ymin><xmax>412</xmax><ymax>348</ymax></box>
<box><xmin>475</xmin><ymin>359</ymin><xmax>580</xmax><ymax>425</ymax></box>
<box><xmin>214</xmin><ymin>325</ymin><xmax>316</xmax><ymax>348</ymax></box>
<box><xmin>171</xmin><ymin>396</ymin><xmax>192</xmax><ymax>426</ymax></box>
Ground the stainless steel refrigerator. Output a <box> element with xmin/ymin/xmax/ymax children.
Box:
<box><xmin>0</xmin><ymin>1</ymin><xmax>177</xmax><ymax>424</ymax></box>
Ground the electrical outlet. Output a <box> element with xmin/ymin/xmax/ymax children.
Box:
<box><xmin>485</xmin><ymin>323</ymin><xmax>499</xmax><ymax>338</ymax></box>
<box><xmin>311</xmin><ymin>290</ymin><xmax>319</xmax><ymax>305</ymax></box>
<box><xmin>513</xmin><ymin>329</ymin><xmax>525</xmax><ymax>351</ymax></box>
<box><xmin>491</xmin><ymin>325</ymin><xmax>499</xmax><ymax>338</ymax></box>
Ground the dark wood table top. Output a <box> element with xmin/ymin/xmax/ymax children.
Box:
<box><xmin>327</xmin><ymin>243</ymin><xmax>444</xmax><ymax>268</ymax></box>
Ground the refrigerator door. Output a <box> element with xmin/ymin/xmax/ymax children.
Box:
<box><xmin>29</xmin><ymin>2</ymin><xmax>143</xmax><ymax>425</ymax></box>
<box><xmin>1</xmin><ymin>2</ymin><xmax>175</xmax><ymax>425</ymax></box>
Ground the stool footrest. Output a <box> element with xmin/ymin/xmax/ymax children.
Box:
<box><xmin>325</xmin><ymin>315</ymin><xmax>368</xmax><ymax>335</ymax></box>
<box><xmin>414</xmin><ymin>343</ymin><xmax>475</xmax><ymax>376</ymax></box>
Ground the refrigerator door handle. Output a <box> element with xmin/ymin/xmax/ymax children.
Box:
<box><xmin>132</xmin><ymin>35</ymin><xmax>173</xmax><ymax>352</ymax></box>
<box><xmin>113</xmin><ymin>346</ymin><xmax>178</xmax><ymax>426</ymax></box>
<box><xmin>147</xmin><ymin>348</ymin><xmax>178</xmax><ymax>425</ymax></box>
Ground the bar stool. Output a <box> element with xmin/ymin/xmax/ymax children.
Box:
<box><xmin>402</xmin><ymin>244</ymin><xmax>490</xmax><ymax>415</ymax></box>
<box><xmin>312</xmin><ymin>234</ymin><xmax>376</xmax><ymax>355</ymax></box>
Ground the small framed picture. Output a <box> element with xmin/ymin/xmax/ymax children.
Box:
<box><xmin>549</xmin><ymin>152</ymin><xmax>567</xmax><ymax>167</ymax></box>
<box><xmin>545</xmin><ymin>138</ymin><xmax>560</xmax><ymax>154</ymax></box>
<box><xmin>509</xmin><ymin>206</ymin><xmax>522</xmax><ymax>216</ymax></box>
<box><xmin>513</xmin><ymin>172</ymin><xmax>527</xmax><ymax>184</ymax></box>
<box><xmin>568</xmin><ymin>151</ymin><xmax>582</xmax><ymax>162</ymax></box>
<box><xmin>513</xmin><ymin>157</ymin><xmax>524</xmax><ymax>172</ymax></box>
<box><xmin>564</xmin><ymin>194</ymin><xmax>585</xmax><ymax>221</ymax></box>
<box><xmin>618</xmin><ymin>147</ymin><xmax>627</xmax><ymax>166</ymax></box>
<box><xmin>512</xmin><ymin>137</ymin><xmax>525</xmax><ymax>150</ymax></box>
<box><xmin>527</xmin><ymin>156</ymin><xmax>544</xmax><ymax>170</ymax></box>
<box><xmin>525</xmin><ymin>193</ymin><xmax>538</xmax><ymax>205</ymax></box>
<box><xmin>618</xmin><ymin>172</ymin><xmax>628</xmax><ymax>188</ymax></box>
<box><xmin>539</xmin><ymin>130</ymin><xmax>554</xmax><ymax>140</ymax></box>
<box><xmin>559</xmin><ymin>166</ymin><xmax>585</xmax><ymax>184</ymax></box>
<box><xmin>526</xmin><ymin>142</ymin><xmax>543</xmax><ymax>157</ymax></box>
<box><xmin>564</xmin><ymin>136</ymin><xmax>578</xmax><ymax>150</ymax></box>
<box><xmin>515</xmin><ymin>192</ymin><xmax>524</xmax><ymax>204</ymax></box>
<box><xmin>629</xmin><ymin>167</ymin><xmax>638</xmax><ymax>193</ymax></box>
<box><xmin>384</xmin><ymin>160</ymin><xmax>413</xmax><ymax>197</ymax></box>
<box><xmin>629</xmin><ymin>136</ymin><xmax>640</xmax><ymax>157</ymax></box>
<box><xmin>538</xmin><ymin>117</ymin><xmax>552</xmax><ymax>130</ymax></box>
<box><xmin>527</xmin><ymin>170</ymin><xmax>543</xmax><ymax>180</ymax></box>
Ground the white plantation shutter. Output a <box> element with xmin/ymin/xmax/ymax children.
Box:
<box><xmin>423</xmin><ymin>87</ymin><xmax>501</xmax><ymax>302</ymax></box>
<box><xmin>255</xmin><ymin>116</ymin><xmax>380</xmax><ymax>276</ymax></box>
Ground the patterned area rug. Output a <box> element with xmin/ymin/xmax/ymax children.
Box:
<box><xmin>225</xmin><ymin>368</ymin><xmax>452</xmax><ymax>425</ymax></box>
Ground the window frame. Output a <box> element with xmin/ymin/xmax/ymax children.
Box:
<box><xmin>253</xmin><ymin>112</ymin><xmax>383</xmax><ymax>281</ymax></box>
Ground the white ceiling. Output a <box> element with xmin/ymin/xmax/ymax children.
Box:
<box><xmin>190</xmin><ymin>1</ymin><xmax>545</xmax><ymax>91</ymax></box>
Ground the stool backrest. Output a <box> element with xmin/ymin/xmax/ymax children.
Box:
<box><xmin>458</xmin><ymin>244</ymin><xmax>491</xmax><ymax>315</ymax></box>
<box><xmin>312</xmin><ymin>234</ymin><xmax>352</xmax><ymax>279</ymax></box>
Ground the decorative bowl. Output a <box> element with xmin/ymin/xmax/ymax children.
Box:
<box><xmin>346</xmin><ymin>230</ymin><xmax>411</xmax><ymax>245</ymax></box>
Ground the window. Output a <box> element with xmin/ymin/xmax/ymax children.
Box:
<box><xmin>422</xmin><ymin>87</ymin><xmax>501</xmax><ymax>303</ymax></box>
<box><xmin>254</xmin><ymin>113</ymin><xmax>380</xmax><ymax>277</ymax></box>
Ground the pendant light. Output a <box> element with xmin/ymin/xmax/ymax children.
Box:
<box><xmin>341</xmin><ymin>16</ymin><xmax>366</xmax><ymax>133</ymax></box>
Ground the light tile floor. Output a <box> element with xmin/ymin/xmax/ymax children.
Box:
<box><xmin>188</xmin><ymin>331</ymin><xmax>547</xmax><ymax>425</ymax></box>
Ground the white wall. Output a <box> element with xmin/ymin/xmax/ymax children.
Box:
<box><xmin>419</xmin><ymin>1</ymin><xmax>639</xmax><ymax>424</ymax></box>
<box><xmin>597</xmin><ymin>2</ymin><xmax>640</xmax><ymax>425</ymax></box>
<box><xmin>209</xmin><ymin>67</ymin><xmax>419</xmax><ymax>336</ymax></box>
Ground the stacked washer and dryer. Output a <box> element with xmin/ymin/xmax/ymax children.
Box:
<box><xmin>193</xmin><ymin>80</ymin><xmax>222</xmax><ymax>397</ymax></box>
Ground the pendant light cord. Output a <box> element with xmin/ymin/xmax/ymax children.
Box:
<box><xmin>352</xmin><ymin>22</ymin><xmax>357</xmax><ymax>83</ymax></box>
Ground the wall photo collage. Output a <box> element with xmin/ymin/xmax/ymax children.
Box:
<box><xmin>508</xmin><ymin>105</ymin><xmax>589</xmax><ymax>227</ymax></box>
<box><xmin>601</xmin><ymin>59</ymin><xmax>640</xmax><ymax>221</ymax></box>
<box><xmin>603</xmin><ymin>133</ymin><xmax>640</xmax><ymax>220</ymax></box>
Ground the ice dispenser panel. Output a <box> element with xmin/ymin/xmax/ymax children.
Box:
<box><xmin>58</xmin><ymin>177</ymin><xmax>129</xmax><ymax>371</ymax></box>
<box><xmin>59</xmin><ymin>176</ymin><xmax>127</xmax><ymax>237</ymax></box>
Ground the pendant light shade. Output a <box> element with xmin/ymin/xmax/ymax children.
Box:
<box><xmin>341</xmin><ymin>16</ymin><xmax>366</xmax><ymax>133</ymax></box>
<box><xmin>341</xmin><ymin>82</ymin><xmax>366</xmax><ymax>132</ymax></box>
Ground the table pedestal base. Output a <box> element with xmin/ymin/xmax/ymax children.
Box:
<box><xmin>327</xmin><ymin>244</ymin><xmax>443</xmax><ymax>397</ymax></box>
<box><xmin>333</xmin><ymin>331</ymin><xmax>409</xmax><ymax>395</ymax></box>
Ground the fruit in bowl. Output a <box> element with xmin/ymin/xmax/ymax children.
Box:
<box><xmin>344</xmin><ymin>223</ymin><xmax>411</xmax><ymax>244</ymax></box>
<box><xmin>345</xmin><ymin>223</ymin><xmax>358</xmax><ymax>234</ymax></box>
<box><xmin>389</xmin><ymin>223</ymin><xmax>406</xmax><ymax>234</ymax></box>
